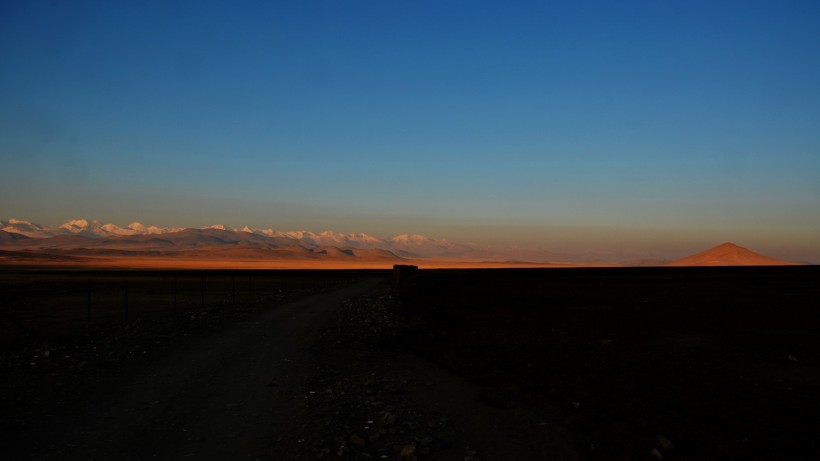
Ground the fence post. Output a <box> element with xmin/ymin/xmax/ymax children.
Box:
<box><xmin>87</xmin><ymin>279</ymin><xmax>91</xmax><ymax>331</ymax></box>
<box><xmin>201</xmin><ymin>274</ymin><xmax>205</xmax><ymax>308</ymax></box>
<box><xmin>248</xmin><ymin>276</ymin><xmax>252</xmax><ymax>302</ymax></box>
<box><xmin>232</xmin><ymin>275</ymin><xmax>236</xmax><ymax>304</ymax></box>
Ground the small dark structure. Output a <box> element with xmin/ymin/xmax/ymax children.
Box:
<box><xmin>391</xmin><ymin>264</ymin><xmax>418</xmax><ymax>298</ymax></box>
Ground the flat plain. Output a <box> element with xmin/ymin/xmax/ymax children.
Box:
<box><xmin>1</xmin><ymin>266</ymin><xmax>818</xmax><ymax>459</ymax></box>
<box><xmin>402</xmin><ymin>266</ymin><xmax>820</xmax><ymax>459</ymax></box>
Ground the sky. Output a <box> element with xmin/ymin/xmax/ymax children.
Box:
<box><xmin>1</xmin><ymin>0</ymin><xmax>819</xmax><ymax>261</ymax></box>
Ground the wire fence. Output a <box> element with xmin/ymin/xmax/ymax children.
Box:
<box><xmin>0</xmin><ymin>270</ymin><xmax>360</xmax><ymax>347</ymax></box>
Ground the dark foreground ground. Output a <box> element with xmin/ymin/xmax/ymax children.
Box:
<box><xmin>3</xmin><ymin>269</ymin><xmax>576</xmax><ymax>460</ymax></box>
<box><xmin>1</xmin><ymin>266</ymin><xmax>818</xmax><ymax>460</ymax></box>
<box><xmin>402</xmin><ymin>266</ymin><xmax>820</xmax><ymax>460</ymax></box>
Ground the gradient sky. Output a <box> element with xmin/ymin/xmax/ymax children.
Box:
<box><xmin>1</xmin><ymin>1</ymin><xmax>819</xmax><ymax>261</ymax></box>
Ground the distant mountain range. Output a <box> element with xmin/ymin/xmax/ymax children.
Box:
<box><xmin>0</xmin><ymin>218</ymin><xmax>805</xmax><ymax>267</ymax></box>
<box><xmin>0</xmin><ymin>218</ymin><xmax>488</xmax><ymax>260</ymax></box>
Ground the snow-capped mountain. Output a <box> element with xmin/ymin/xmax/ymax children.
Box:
<box><xmin>0</xmin><ymin>218</ymin><xmax>484</xmax><ymax>259</ymax></box>
<box><xmin>264</xmin><ymin>230</ymin><xmax>386</xmax><ymax>249</ymax></box>
<box><xmin>59</xmin><ymin>219</ymin><xmax>115</xmax><ymax>237</ymax></box>
<box><xmin>0</xmin><ymin>218</ymin><xmax>58</xmax><ymax>238</ymax></box>
<box><xmin>124</xmin><ymin>222</ymin><xmax>177</xmax><ymax>235</ymax></box>
<box><xmin>207</xmin><ymin>224</ymin><xmax>237</xmax><ymax>232</ymax></box>
<box><xmin>233</xmin><ymin>228</ymin><xmax>385</xmax><ymax>248</ymax></box>
<box><xmin>2</xmin><ymin>218</ymin><xmax>183</xmax><ymax>239</ymax></box>
<box><xmin>57</xmin><ymin>219</ymin><xmax>184</xmax><ymax>238</ymax></box>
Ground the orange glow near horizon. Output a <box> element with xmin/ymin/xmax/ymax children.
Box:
<box><xmin>0</xmin><ymin>255</ymin><xmax>594</xmax><ymax>270</ymax></box>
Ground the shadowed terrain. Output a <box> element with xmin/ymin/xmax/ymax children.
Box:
<box><xmin>402</xmin><ymin>266</ymin><xmax>820</xmax><ymax>459</ymax></box>
<box><xmin>2</xmin><ymin>266</ymin><xmax>817</xmax><ymax>460</ymax></box>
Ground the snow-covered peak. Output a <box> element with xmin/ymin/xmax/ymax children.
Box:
<box><xmin>47</xmin><ymin>219</ymin><xmax>181</xmax><ymax>238</ymax></box>
<box><xmin>255</xmin><ymin>228</ymin><xmax>278</xmax><ymax>237</ymax></box>
<box><xmin>60</xmin><ymin>219</ymin><xmax>90</xmax><ymax>231</ymax></box>
<box><xmin>280</xmin><ymin>230</ymin><xmax>310</xmax><ymax>240</ymax></box>
<box><xmin>128</xmin><ymin>222</ymin><xmax>146</xmax><ymax>232</ymax></box>
<box><xmin>351</xmin><ymin>232</ymin><xmax>383</xmax><ymax>245</ymax></box>
<box><xmin>60</xmin><ymin>219</ymin><xmax>133</xmax><ymax>238</ymax></box>
<box><xmin>1</xmin><ymin>218</ymin><xmax>59</xmax><ymax>238</ymax></box>
<box><xmin>267</xmin><ymin>230</ymin><xmax>386</xmax><ymax>249</ymax></box>
<box><xmin>101</xmin><ymin>223</ymin><xmax>137</xmax><ymax>236</ymax></box>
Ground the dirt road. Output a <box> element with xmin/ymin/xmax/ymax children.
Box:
<box><xmin>6</xmin><ymin>274</ymin><xmax>581</xmax><ymax>461</ymax></box>
<box><xmin>10</xmin><ymin>278</ymin><xmax>382</xmax><ymax>460</ymax></box>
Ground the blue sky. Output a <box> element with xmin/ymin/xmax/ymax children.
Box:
<box><xmin>1</xmin><ymin>1</ymin><xmax>819</xmax><ymax>260</ymax></box>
